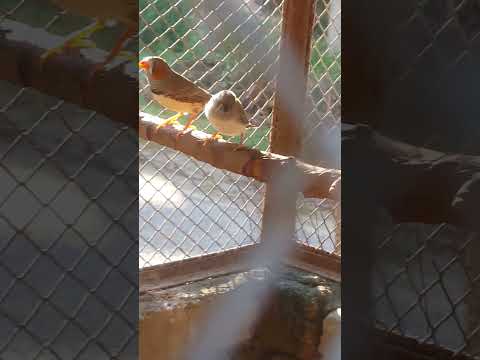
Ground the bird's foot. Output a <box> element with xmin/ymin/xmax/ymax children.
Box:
<box><xmin>202</xmin><ymin>133</ymin><xmax>222</xmax><ymax>146</ymax></box>
<box><xmin>72</xmin><ymin>20</ymin><xmax>105</xmax><ymax>42</ymax></box>
<box><xmin>40</xmin><ymin>20</ymin><xmax>103</xmax><ymax>67</ymax></box>
<box><xmin>40</xmin><ymin>37</ymin><xmax>96</xmax><ymax>66</ymax></box>
<box><xmin>174</xmin><ymin>124</ymin><xmax>197</xmax><ymax>144</ymax></box>
<box><xmin>40</xmin><ymin>47</ymin><xmax>62</xmax><ymax>66</ymax></box>
<box><xmin>233</xmin><ymin>143</ymin><xmax>245</xmax><ymax>151</ymax></box>
<box><xmin>65</xmin><ymin>35</ymin><xmax>97</xmax><ymax>50</ymax></box>
<box><xmin>156</xmin><ymin>113</ymin><xmax>184</xmax><ymax>131</ymax></box>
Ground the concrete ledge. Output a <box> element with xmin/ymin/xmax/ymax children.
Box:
<box><xmin>140</xmin><ymin>267</ymin><xmax>340</xmax><ymax>360</ymax></box>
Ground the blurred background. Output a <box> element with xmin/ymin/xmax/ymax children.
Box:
<box><xmin>0</xmin><ymin>1</ymin><xmax>138</xmax><ymax>358</ymax></box>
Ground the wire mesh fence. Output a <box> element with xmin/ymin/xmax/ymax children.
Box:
<box><xmin>138</xmin><ymin>0</ymin><xmax>284</xmax><ymax>267</ymax></box>
<box><xmin>371</xmin><ymin>1</ymin><xmax>480</xmax><ymax>358</ymax></box>
<box><xmin>1</xmin><ymin>1</ymin><xmax>138</xmax><ymax>359</ymax></box>
<box><xmin>139</xmin><ymin>0</ymin><xmax>283</xmax><ymax>150</ymax></box>
<box><xmin>139</xmin><ymin>0</ymin><xmax>266</xmax><ymax>267</ymax></box>
<box><xmin>139</xmin><ymin>141</ymin><xmax>264</xmax><ymax>267</ymax></box>
<box><xmin>139</xmin><ymin>0</ymin><xmax>342</xmax><ymax>267</ymax></box>
<box><xmin>375</xmin><ymin>224</ymin><xmax>480</xmax><ymax>358</ymax></box>
<box><xmin>296</xmin><ymin>0</ymin><xmax>341</xmax><ymax>255</ymax></box>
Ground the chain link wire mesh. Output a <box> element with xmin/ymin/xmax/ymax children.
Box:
<box><xmin>296</xmin><ymin>0</ymin><xmax>341</xmax><ymax>255</ymax></box>
<box><xmin>372</xmin><ymin>1</ymin><xmax>480</xmax><ymax>357</ymax></box>
<box><xmin>375</xmin><ymin>223</ymin><xmax>480</xmax><ymax>357</ymax></box>
<box><xmin>139</xmin><ymin>0</ymin><xmax>286</xmax><ymax>267</ymax></box>
<box><xmin>139</xmin><ymin>0</ymin><xmax>341</xmax><ymax>267</ymax></box>
<box><xmin>1</xmin><ymin>1</ymin><xmax>138</xmax><ymax>358</ymax></box>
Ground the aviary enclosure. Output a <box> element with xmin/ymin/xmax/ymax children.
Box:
<box><xmin>138</xmin><ymin>0</ymin><xmax>341</xmax><ymax>280</ymax></box>
<box><xmin>138</xmin><ymin>1</ymin><xmax>341</xmax><ymax>358</ymax></box>
<box><xmin>0</xmin><ymin>0</ymin><xmax>479</xmax><ymax>359</ymax></box>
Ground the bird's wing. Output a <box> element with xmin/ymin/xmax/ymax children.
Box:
<box><xmin>236</xmin><ymin>99</ymin><xmax>252</xmax><ymax>126</ymax></box>
<box><xmin>160</xmin><ymin>72</ymin><xmax>212</xmax><ymax>105</ymax></box>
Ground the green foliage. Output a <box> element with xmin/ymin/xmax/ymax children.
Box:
<box><xmin>139</xmin><ymin>0</ymin><xmax>272</xmax><ymax>150</ymax></box>
<box><xmin>140</xmin><ymin>0</ymin><xmax>205</xmax><ymax>62</ymax></box>
<box><xmin>310</xmin><ymin>38</ymin><xmax>341</xmax><ymax>83</ymax></box>
<box><xmin>139</xmin><ymin>0</ymin><xmax>340</xmax><ymax>152</ymax></box>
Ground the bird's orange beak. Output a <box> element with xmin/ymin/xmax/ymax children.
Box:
<box><xmin>139</xmin><ymin>60</ymin><xmax>149</xmax><ymax>70</ymax></box>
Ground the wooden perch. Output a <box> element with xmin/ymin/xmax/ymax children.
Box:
<box><xmin>0</xmin><ymin>19</ymin><xmax>341</xmax><ymax>200</ymax></box>
<box><xmin>0</xmin><ymin>19</ymin><xmax>138</xmax><ymax>128</ymax></box>
<box><xmin>343</xmin><ymin>123</ymin><xmax>480</xmax><ymax>232</ymax></box>
<box><xmin>139</xmin><ymin>112</ymin><xmax>341</xmax><ymax>201</ymax></box>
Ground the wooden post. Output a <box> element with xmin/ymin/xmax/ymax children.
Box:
<box><xmin>269</xmin><ymin>0</ymin><xmax>316</xmax><ymax>157</ymax></box>
<box><xmin>260</xmin><ymin>0</ymin><xmax>315</xmax><ymax>236</ymax></box>
<box><xmin>260</xmin><ymin>0</ymin><xmax>316</xmax><ymax>244</ymax></box>
<box><xmin>259</xmin><ymin>0</ymin><xmax>316</xmax><ymax>358</ymax></box>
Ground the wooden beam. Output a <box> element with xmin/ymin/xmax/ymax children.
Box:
<box><xmin>271</xmin><ymin>0</ymin><xmax>316</xmax><ymax>156</ymax></box>
<box><xmin>140</xmin><ymin>245</ymin><xmax>263</xmax><ymax>291</ymax></box>
<box><xmin>139</xmin><ymin>112</ymin><xmax>340</xmax><ymax>201</ymax></box>
<box><xmin>0</xmin><ymin>19</ymin><xmax>138</xmax><ymax>127</ymax></box>
<box><xmin>140</xmin><ymin>243</ymin><xmax>340</xmax><ymax>291</ymax></box>
<box><xmin>286</xmin><ymin>244</ymin><xmax>341</xmax><ymax>282</ymax></box>
<box><xmin>259</xmin><ymin>0</ymin><xmax>317</xmax><ymax>310</ymax></box>
<box><xmin>343</xmin><ymin>123</ymin><xmax>480</xmax><ymax>232</ymax></box>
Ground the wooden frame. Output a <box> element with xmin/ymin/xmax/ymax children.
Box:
<box><xmin>140</xmin><ymin>244</ymin><xmax>341</xmax><ymax>292</ymax></box>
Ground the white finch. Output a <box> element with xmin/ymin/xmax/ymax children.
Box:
<box><xmin>204</xmin><ymin>90</ymin><xmax>255</xmax><ymax>146</ymax></box>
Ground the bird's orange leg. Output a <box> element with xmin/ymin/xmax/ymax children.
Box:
<box><xmin>174</xmin><ymin>113</ymin><xmax>198</xmax><ymax>143</ymax></box>
<box><xmin>85</xmin><ymin>26</ymin><xmax>137</xmax><ymax>87</ymax></box>
<box><xmin>156</xmin><ymin>113</ymin><xmax>184</xmax><ymax>130</ymax></box>
<box><xmin>40</xmin><ymin>20</ymin><xmax>104</xmax><ymax>66</ymax></box>
<box><xmin>202</xmin><ymin>132</ymin><xmax>222</xmax><ymax>146</ymax></box>
<box><xmin>102</xmin><ymin>26</ymin><xmax>137</xmax><ymax>67</ymax></box>
<box><xmin>173</xmin><ymin>113</ymin><xmax>196</xmax><ymax>147</ymax></box>
<box><xmin>182</xmin><ymin>112</ymin><xmax>198</xmax><ymax>132</ymax></box>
